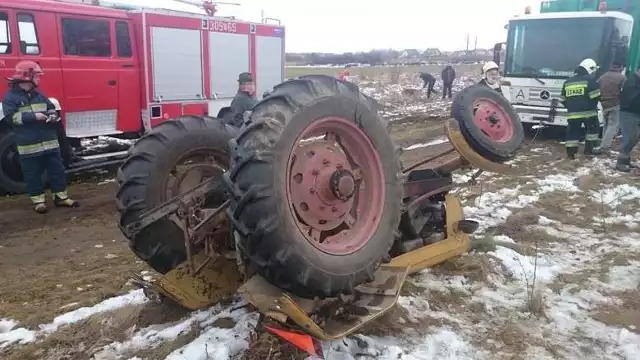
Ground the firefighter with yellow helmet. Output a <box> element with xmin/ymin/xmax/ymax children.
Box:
<box><xmin>559</xmin><ymin>58</ymin><xmax>601</xmax><ymax>159</ymax></box>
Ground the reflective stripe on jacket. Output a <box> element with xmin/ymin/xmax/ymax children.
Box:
<box><xmin>560</xmin><ymin>74</ymin><xmax>600</xmax><ymax>120</ymax></box>
<box><xmin>2</xmin><ymin>86</ymin><xmax>59</xmax><ymax>157</ymax></box>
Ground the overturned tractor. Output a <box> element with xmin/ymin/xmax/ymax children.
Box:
<box><xmin>115</xmin><ymin>75</ymin><xmax>523</xmax><ymax>354</ymax></box>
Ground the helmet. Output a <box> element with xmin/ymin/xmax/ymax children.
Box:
<box><xmin>579</xmin><ymin>58</ymin><xmax>598</xmax><ymax>74</ymax></box>
<box><xmin>238</xmin><ymin>72</ymin><xmax>253</xmax><ymax>84</ymax></box>
<box><xmin>482</xmin><ymin>61</ymin><xmax>499</xmax><ymax>74</ymax></box>
<box><xmin>7</xmin><ymin>60</ymin><xmax>43</xmax><ymax>82</ymax></box>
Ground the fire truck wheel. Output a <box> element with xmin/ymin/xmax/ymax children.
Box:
<box><xmin>0</xmin><ymin>132</ymin><xmax>27</xmax><ymax>194</ymax></box>
<box><xmin>225</xmin><ymin>75</ymin><xmax>403</xmax><ymax>299</ymax></box>
<box><xmin>115</xmin><ymin>116</ymin><xmax>236</xmax><ymax>274</ymax></box>
<box><xmin>452</xmin><ymin>84</ymin><xmax>524</xmax><ymax>162</ymax></box>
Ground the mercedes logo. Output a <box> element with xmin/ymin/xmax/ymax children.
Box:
<box><xmin>540</xmin><ymin>90</ymin><xmax>550</xmax><ymax>100</ymax></box>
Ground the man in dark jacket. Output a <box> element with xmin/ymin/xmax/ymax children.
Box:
<box><xmin>2</xmin><ymin>60</ymin><xmax>78</xmax><ymax>213</ymax></box>
<box><xmin>559</xmin><ymin>58</ymin><xmax>601</xmax><ymax>159</ymax></box>
<box><xmin>441</xmin><ymin>65</ymin><xmax>456</xmax><ymax>99</ymax></box>
<box><xmin>225</xmin><ymin>72</ymin><xmax>257</xmax><ymax>128</ymax></box>
<box><xmin>615</xmin><ymin>66</ymin><xmax>640</xmax><ymax>172</ymax></box>
<box><xmin>593</xmin><ymin>62</ymin><xmax>626</xmax><ymax>154</ymax></box>
<box><xmin>419</xmin><ymin>72</ymin><xmax>438</xmax><ymax>98</ymax></box>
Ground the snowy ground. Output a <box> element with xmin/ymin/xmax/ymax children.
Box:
<box><xmin>2</xmin><ymin>139</ymin><xmax>638</xmax><ymax>360</ymax></box>
<box><xmin>1</xmin><ymin>72</ymin><xmax>638</xmax><ymax>359</ymax></box>
<box><xmin>355</xmin><ymin>72</ymin><xmax>479</xmax><ymax>122</ymax></box>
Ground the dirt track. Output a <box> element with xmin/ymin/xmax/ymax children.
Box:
<box><xmin>0</xmin><ymin>118</ymin><xmax>451</xmax><ymax>329</ymax></box>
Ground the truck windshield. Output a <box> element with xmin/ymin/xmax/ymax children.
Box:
<box><xmin>505</xmin><ymin>17</ymin><xmax>610</xmax><ymax>79</ymax></box>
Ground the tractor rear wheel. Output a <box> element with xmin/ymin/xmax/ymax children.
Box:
<box><xmin>225</xmin><ymin>75</ymin><xmax>403</xmax><ymax>299</ymax></box>
<box><xmin>116</xmin><ymin>116</ymin><xmax>236</xmax><ymax>274</ymax></box>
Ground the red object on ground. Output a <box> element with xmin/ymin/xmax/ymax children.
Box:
<box><xmin>264</xmin><ymin>325</ymin><xmax>324</xmax><ymax>358</ymax></box>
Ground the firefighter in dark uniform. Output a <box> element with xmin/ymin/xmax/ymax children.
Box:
<box><xmin>225</xmin><ymin>72</ymin><xmax>258</xmax><ymax>128</ymax></box>
<box><xmin>2</xmin><ymin>60</ymin><xmax>79</xmax><ymax>213</ymax></box>
<box><xmin>559</xmin><ymin>58</ymin><xmax>601</xmax><ymax>159</ymax></box>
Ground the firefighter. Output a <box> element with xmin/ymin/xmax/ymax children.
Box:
<box><xmin>559</xmin><ymin>58</ymin><xmax>601</xmax><ymax>160</ymax></box>
<box><xmin>2</xmin><ymin>60</ymin><xmax>79</xmax><ymax>213</ymax></box>
<box><xmin>478</xmin><ymin>61</ymin><xmax>503</xmax><ymax>95</ymax></box>
<box><xmin>226</xmin><ymin>72</ymin><xmax>257</xmax><ymax>128</ymax></box>
<box><xmin>419</xmin><ymin>72</ymin><xmax>438</xmax><ymax>98</ymax></box>
<box><xmin>441</xmin><ymin>65</ymin><xmax>456</xmax><ymax>99</ymax></box>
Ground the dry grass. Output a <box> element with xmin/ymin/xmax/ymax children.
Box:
<box><xmin>238</xmin><ymin>331</ymin><xmax>308</xmax><ymax>360</ymax></box>
<box><xmin>130</xmin><ymin>323</ymin><xmax>201</xmax><ymax>360</ymax></box>
<box><xmin>434</xmin><ymin>252</ymin><xmax>506</xmax><ymax>285</ymax></box>
<box><xmin>1</xmin><ymin>302</ymin><xmax>191</xmax><ymax>360</ymax></box>
<box><xmin>359</xmin><ymin>305</ymin><xmax>455</xmax><ymax>339</ymax></box>
<box><xmin>550</xmin><ymin>250</ymin><xmax>640</xmax><ymax>295</ymax></box>
<box><xmin>284</xmin><ymin>64</ymin><xmax>482</xmax><ymax>79</ymax></box>
<box><xmin>592</xmin><ymin>290</ymin><xmax>640</xmax><ymax>334</ymax></box>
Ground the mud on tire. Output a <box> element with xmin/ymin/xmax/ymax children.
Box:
<box><xmin>451</xmin><ymin>84</ymin><xmax>524</xmax><ymax>162</ymax></box>
<box><xmin>115</xmin><ymin>116</ymin><xmax>235</xmax><ymax>274</ymax></box>
<box><xmin>225</xmin><ymin>75</ymin><xmax>403</xmax><ymax>299</ymax></box>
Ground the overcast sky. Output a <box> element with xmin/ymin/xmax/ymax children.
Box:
<box><xmin>117</xmin><ymin>0</ymin><xmax>543</xmax><ymax>52</ymax></box>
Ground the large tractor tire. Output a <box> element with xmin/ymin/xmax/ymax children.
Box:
<box><xmin>116</xmin><ymin>116</ymin><xmax>236</xmax><ymax>274</ymax></box>
<box><xmin>451</xmin><ymin>85</ymin><xmax>524</xmax><ymax>162</ymax></box>
<box><xmin>225</xmin><ymin>75</ymin><xmax>403</xmax><ymax>299</ymax></box>
<box><xmin>0</xmin><ymin>132</ymin><xmax>27</xmax><ymax>194</ymax></box>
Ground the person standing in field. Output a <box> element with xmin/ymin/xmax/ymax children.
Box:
<box><xmin>615</xmin><ymin>66</ymin><xmax>640</xmax><ymax>172</ymax></box>
<box><xmin>441</xmin><ymin>65</ymin><xmax>456</xmax><ymax>99</ymax></box>
<box><xmin>594</xmin><ymin>61</ymin><xmax>626</xmax><ymax>155</ymax></box>
<box><xmin>419</xmin><ymin>72</ymin><xmax>438</xmax><ymax>98</ymax></box>
<box><xmin>2</xmin><ymin>61</ymin><xmax>79</xmax><ymax>213</ymax></box>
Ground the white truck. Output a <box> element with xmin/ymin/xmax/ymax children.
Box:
<box><xmin>493</xmin><ymin>9</ymin><xmax>634</xmax><ymax>128</ymax></box>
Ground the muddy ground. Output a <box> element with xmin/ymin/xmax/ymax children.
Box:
<box><xmin>1</xmin><ymin>117</ymin><xmax>637</xmax><ymax>359</ymax></box>
<box><xmin>0</xmin><ymin>119</ymin><xmax>452</xmax><ymax>326</ymax></box>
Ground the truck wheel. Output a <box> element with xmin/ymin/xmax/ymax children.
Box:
<box><xmin>451</xmin><ymin>85</ymin><xmax>524</xmax><ymax>162</ymax></box>
<box><xmin>116</xmin><ymin>116</ymin><xmax>236</xmax><ymax>274</ymax></box>
<box><xmin>225</xmin><ymin>75</ymin><xmax>403</xmax><ymax>299</ymax></box>
<box><xmin>0</xmin><ymin>132</ymin><xmax>27</xmax><ymax>194</ymax></box>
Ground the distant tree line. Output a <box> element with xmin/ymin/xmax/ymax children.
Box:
<box><xmin>286</xmin><ymin>50</ymin><xmax>400</xmax><ymax>66</ymax></box>
<box><xmin>285</xmin><ymin>49</ymin><xmax>493</xmax><ymax>66</ymax></box>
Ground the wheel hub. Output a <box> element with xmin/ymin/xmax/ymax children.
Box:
<box><xmin>290</xmin><ymin>142</ymin><xmax>357</xmax><ymax>231</ymax></box>
<box><xmin>473</xmin><ymin>99</ymin><xmax>515</xmax><ymax>143</ymax></box>
<box><xmin>285</xmin><ymin>116</ymin><xmax>386</xmax><ymax>256</ymax></box>
<box><xmin>330</xmin><ymin>169</ymin><xmax>356</xmax><ymax>200</ymax></box>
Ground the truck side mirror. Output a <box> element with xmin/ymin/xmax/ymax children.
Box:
<box><xmin>493</xmin><ymin>42</ymin><xmax>505</xmax><ymax>66</ymax></box>
<box><xmin>612</xmin><ymin>43</ymin><xmax>628</xmax><ymax>68</ymax></box>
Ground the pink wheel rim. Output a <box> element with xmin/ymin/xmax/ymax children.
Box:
<box><xmin>286</xmin><ymin>117</ymin><xmax>385</xmax><ymax>256</ymax></box>
<box><xmin>472</xmin><ymin>98</ymin><xmax>515</xmax><ymax>143</ymax></box>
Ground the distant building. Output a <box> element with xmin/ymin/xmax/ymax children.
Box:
<box><xmin>422</xmin><ymin>48</ymin><xmax>442</xmax><ymax>57</ymax></box>
<box><xmin>400</xmin><ymin>49</ymin><xmax>421</xmax><ymax>58</ymax></box>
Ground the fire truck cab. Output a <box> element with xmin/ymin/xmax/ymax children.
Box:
<box><xmin>0</xmin><ymin>0</ymin><xmax>285</xmax><ymax>193</ymax></box>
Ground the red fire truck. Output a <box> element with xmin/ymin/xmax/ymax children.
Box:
<box><xmin>0</xmin><ymin>0</ymin><xmax>285</xmax><ymax>193</ymax></box>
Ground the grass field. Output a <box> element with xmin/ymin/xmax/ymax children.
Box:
<box><xmin>285</xmin><ymin>63</ymin><xmax>483</xmax><ymax>79</ymax></box>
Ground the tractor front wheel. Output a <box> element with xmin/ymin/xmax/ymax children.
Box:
<box><xmin>225</xmin><ymin>75</ymin><xmax>403</xmax><ymax>299</ymax></box>
<box><xmin>116</xmin><ymin>116</ymin><xmax>236</xmax><ymax>273</ymax></box>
